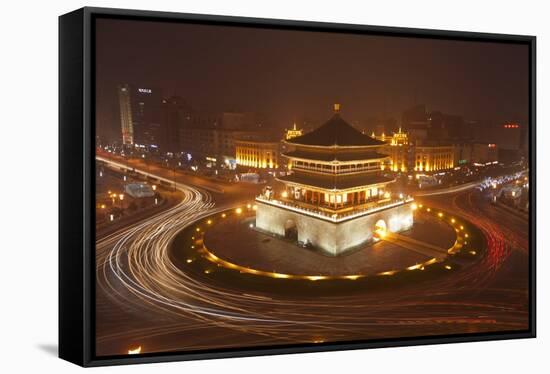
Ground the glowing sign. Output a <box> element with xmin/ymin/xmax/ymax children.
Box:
<box><xmin>138</xmin><ymin>88</ymin><xmax>152</xmax><ymax>94</ymax></box>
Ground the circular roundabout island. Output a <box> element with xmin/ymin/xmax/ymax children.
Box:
<box><xmin>168</xmin><ymin>202</ymin><xmax>484</xmax><ymax>291</ymax></box>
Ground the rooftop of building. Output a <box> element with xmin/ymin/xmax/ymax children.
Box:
<box><xmin>282</xmin><ymin>149</ymin><xmax>388</xmax><ymax>162</ymax></box>
<box><xmin>277</xmin><ymin>172</ymin><xmax>394</xmax><ymax>190</ymax></box>
<box><xmin>286</xmin><ymin>104</ymin><xmax>386</xmax><ymax>148</ymax></box>
<box><xmin>235</xmin><ymin>133</ymin><xmax>281</xmax><ymax>144</ymax></box>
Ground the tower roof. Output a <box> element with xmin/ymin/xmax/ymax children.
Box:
<box><xmin>277</xmin><ymin>173</ymin><xmax>394</xmax><ymax>190</ymax></box>
<box><xmin>287</xmin><ymin>109</ymin><xmax>385</xmax><ymax>147</ymax></box>
<box><xmin>282</xmin><ymin>149</ymin><xmax>388</xmax><ymax>162</ymax></box>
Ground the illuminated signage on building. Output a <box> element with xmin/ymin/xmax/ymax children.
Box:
<box><xmin>138</xmin><ymin>88</ymin><xmax>152</xmax><ymax>94</ymax></box>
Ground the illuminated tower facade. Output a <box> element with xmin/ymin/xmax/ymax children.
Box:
<box><xmin>383</xmin><ymin>127</ymin><xmax>411</xmax><ymax>172</ymax></box>
<box><xmin>285</xmin><ymin>123</ymin><xmax>303</xmax><ymax>140</ymax></box>
<box><xmin>118</xmin><ymin>84</ymin><xmax>134</xmax><ymax>145</ymax></box>
<box><xmin>255</xmin><ymin>104</ymin><xmax>414</xmax><ymax>255</ymax></box>
<box><xmin>118</xmin><ymin>84</ymin><xmax>162</xmax><ymax>148</ymax></box>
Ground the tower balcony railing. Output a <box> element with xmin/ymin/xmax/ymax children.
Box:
<box><xmin>255</xmin><ymin>194</ymin><xmax>414</xmax><ymax>223</ymax></box>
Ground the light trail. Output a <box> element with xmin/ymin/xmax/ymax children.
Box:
<box><xmin>95</xmin><ymin>160</ymin><xmax>529</xmax><ymax>355</ymax></box>
<box><xmin>96</xmin><ymin>155</ymin><xmax>224</xmax><ymax>193</ymax></box>
<box><xmin>414</xmin><ymin>182</ymin><xmax>479</xmax><ymax>197</ymax></box>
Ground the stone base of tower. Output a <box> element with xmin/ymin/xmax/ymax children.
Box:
<box><xmin>255</xmin><ymin>199</ymin><xmax>414</xmax><ymax>256</ymax></box>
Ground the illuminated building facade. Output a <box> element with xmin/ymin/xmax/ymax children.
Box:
<box><xmin>118</xmin><ymin>84</ymin><xmax>134</xmax><ymax>145</ymax></box>
<box><xmin>117</xmin><ymin>83</ymin><xmax>162</xmax><ymax>147</ymax></box>
<box><xmin>255</xmin><ymin>105</ymin><xmax>414</xmax><ymax>255</ymax></box>
<box><xmin>285</xmin><ymin>123</ymin><xmax>303</xmax><ymax>140</ymax></box>
<box><xmin>372</xmin><ymin>128</ymin><xmax>454</xmax><ymax>173</ymax></box>
<box><xmin>414</xmin><ymin>145</ymin><xmax>454</xmax><ymax>172</ymax></box>
<box><xmin>182</xmin><ymin>127</ymin><xmax>258</xmax><ymax>165</ymax></box>
<box><xmin>235</xmin><ymin>139</ymin><xmax>280</xmax><ymax>169</ymax></box>
<box><xmin>373</xmin><ymin>128</ymin><xmax>412</xmax><ymax>172</ymax></box>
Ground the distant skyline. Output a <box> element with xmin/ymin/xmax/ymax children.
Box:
<box><xmin>95</xmin><ymin>17</ymin><xmax>530</xmax><ymax>140</ymax></box>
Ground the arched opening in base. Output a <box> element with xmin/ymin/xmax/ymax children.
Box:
<box><xmin>284</xmin><ymin>219</ymin><xmax>298</xmax><ymax>241</ymax></box>
<box><xmin>373</xmin><ymin>219</ymin><xmax>387</xmax><ymax>241</ymax></box>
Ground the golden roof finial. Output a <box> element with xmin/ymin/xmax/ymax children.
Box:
<box><xmin>334</xmin><ymin>103</ymin><xmax>341</xmax><ymax>113</ymax></box>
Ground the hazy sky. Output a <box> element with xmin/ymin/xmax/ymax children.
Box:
<box><xmin>95</xmin><ymin>17</ymin><xmax>530</xmax><ymax>135</ymax></box>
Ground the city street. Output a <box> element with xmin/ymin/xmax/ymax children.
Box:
<box><xmin>95</xmin><ymin>156</ymin><xmax>529</xmax><ymax>356</ymax></box>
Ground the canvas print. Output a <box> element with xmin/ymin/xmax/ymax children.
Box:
<box><xmin>94</xmin><ymin>17</ymin><xmax>531</xmax><ymax>357</ymax></box>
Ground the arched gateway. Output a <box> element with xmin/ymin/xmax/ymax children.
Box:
<box><xmin>374</xmin><ymin>219</ymin><xmax>387</xmax><ymax>241</ymax></box>
<box><xmin>284</xmin><ymin>219</ymin><xmax>298</xmax><ymax>240</ymax></box>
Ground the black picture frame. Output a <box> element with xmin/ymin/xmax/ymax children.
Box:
<box><xmin>59</xmin><ymin>6</ymin><xmax>536</xmax><ymax>367</ymax></box>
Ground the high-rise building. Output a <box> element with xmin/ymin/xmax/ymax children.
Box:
<box><xmin>180</xmin><ymin>111</ymin><xmax>265</xmax><ymax>165</ymax></box>
<box><xmin>473</xmin><ymin>121</ymin><xmax>523</xmax><ymax>163</ymax></box>
<box><xmin>118</xmin><ymin>84</ymin><xmax>133</xmax><ymax>145</ymax></box>
<box><xmin>117</xmin><ymin>84</ymin><xmax>162</xmax><ymax>148</ymax></box>
<box><xmin>402</xmin><ymin>104</ymin><xmax>430</xmax><ymax>144</ymax></box>
<box><xmin>160</xmin><ymin>96</ymin><xmax>193</xmax><ymax>154</ymax></box>
<box><xmin>498</xmin><ymin>122</ymin><xmax>522</xmax><ymax>150</ymax></box>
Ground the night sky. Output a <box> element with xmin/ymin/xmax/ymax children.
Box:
<box><xmin>95</xmin><ymin>17</ymin><xmax>529</xmax><ymax>139</ymax></box>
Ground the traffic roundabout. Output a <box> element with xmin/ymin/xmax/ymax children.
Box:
<box><xmin>169</xmin><ymin>202</ymin><xmax>484</xmax><ymax>289</ymax></box>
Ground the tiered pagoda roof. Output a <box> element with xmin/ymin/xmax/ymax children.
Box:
<box><xmin>285</xmin><ymin>112</ymin><xmax>385</xmax><ymax>148</ymax></box>
<box><xmin>278</xmin><ymin>105</ymin><xmax>393</xmax><ymax>192</ymax></box>
<box><xmin>282</xmin><ymin>149</ymin><xmax>388</xmax><ymax>162</ymax></box>
<box><xmin>277</xmin><ymin>173</ymin><xmax>393</xmax><ymax>190</ymax></box>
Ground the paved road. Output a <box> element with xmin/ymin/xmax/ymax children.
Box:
<box><xmin>95</xmin><ymin>159</ymin><xmax>530</xmax><ymax>357</ymax></box>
